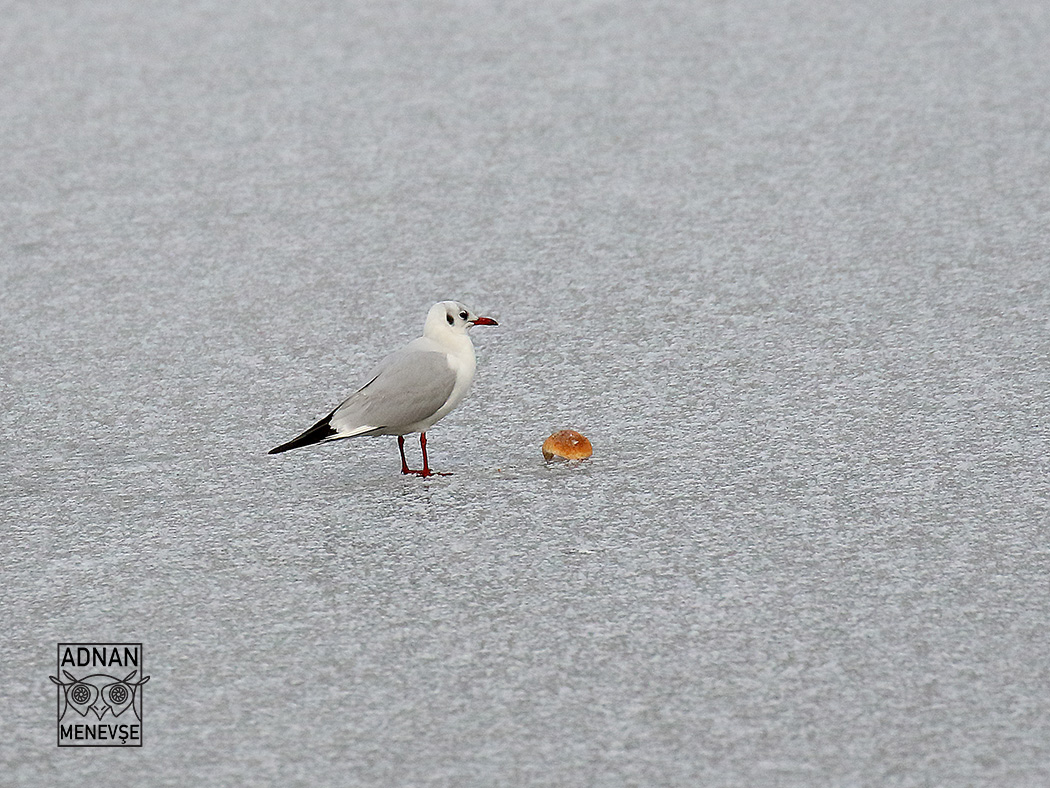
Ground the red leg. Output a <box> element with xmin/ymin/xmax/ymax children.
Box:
<box><xmin>418</xmin><ymin>433</ymin><xmax>452</xmax><ymax>476</ymax></box>
<box><xmin>398</xmin><ymin>435</ymin><xmax>410</xmax><ymax>474</ymax></box>
<box><xmin>419</xmin><ymin>433</ymin><xmax>432</xmax><ymax>477</ymax></box>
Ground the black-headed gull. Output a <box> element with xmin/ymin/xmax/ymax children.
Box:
<box><xmin>269</xmin><ymin>301</ymin><xmax>498</xmax><ymax>476</ymax></box>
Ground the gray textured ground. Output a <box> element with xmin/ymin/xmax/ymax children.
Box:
<box><xmin>3</xmin><ymin>1</ymin><xmax>1049</xmax><ymax>785</ymax></box>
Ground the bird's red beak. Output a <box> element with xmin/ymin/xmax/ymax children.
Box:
<box><xmin>471</xmin><ymin>316</ymin><xmax>499</xmax><ymax>326</ymax></box>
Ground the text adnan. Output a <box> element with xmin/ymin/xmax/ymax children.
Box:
<box><xmin>60</xmin><ymin>646</ymin><xmax>139</xmax><ymax>668</ymax></box>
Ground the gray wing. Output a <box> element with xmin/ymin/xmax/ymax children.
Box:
<box><xmin>329</xmin><ymin>349</ymin><xmax>456</xmax><ymax>436</ymax></box>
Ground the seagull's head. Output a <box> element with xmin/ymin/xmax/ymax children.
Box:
<box><xmin>426</xmin><ymin>301</ymin><xmax>499</xmax><ymax>339</ymax></box>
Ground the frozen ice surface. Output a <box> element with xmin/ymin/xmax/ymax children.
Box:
<box><xmin>2</xmin><ymin>0</ymin><xmax>1050</xmax><ymax>785</ymax></box>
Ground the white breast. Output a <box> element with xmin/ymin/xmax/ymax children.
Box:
<box><xmin>408</xmin><ymin>333</ymin><xmax>477</xmax><ymax>432</ymax></box>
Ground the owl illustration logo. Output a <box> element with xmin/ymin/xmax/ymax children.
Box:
<box><xmin>49</xmin><ymin>669</ymin><xmax>150</xmax><ymax>722</ymax></box>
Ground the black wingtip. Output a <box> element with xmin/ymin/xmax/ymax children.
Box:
<box><xmin>269</xmin><ymin>414</ymin><xmax>338</xmax><ymax>455</ymax></box>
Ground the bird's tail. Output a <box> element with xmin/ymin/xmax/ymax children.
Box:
<box><xmin>269</xmin><ymin>411</ymin><xmax>338</xmax><ymax>454</ymax></box>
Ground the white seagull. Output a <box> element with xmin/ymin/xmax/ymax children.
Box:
<box><xmin>269</xmin><ymin>301</ymin><xmax>498</xmax><ymax>476</ymax></box>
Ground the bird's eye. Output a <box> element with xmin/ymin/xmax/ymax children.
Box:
<box><xmin>71</xmin><ymin>684</ymin><xmax>92</xmax><ymax>705</ymax></box>
<box><xmin>446</xmin><ymin>314</ymin><xmax>454</xmax><ymax>325</ymax></box>
<box><xmin>459</xmin><ymin>311</ymin><xmax>468</xmax><ymax>320</ymax></box>
<box><xmin>107</xmin><ymin>684</ymin><xmax>129</xmax><ymax>704</ymax></box>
